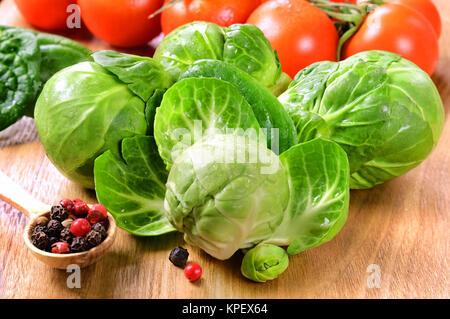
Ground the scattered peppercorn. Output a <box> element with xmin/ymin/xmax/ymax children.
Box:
<box><xmin>184</xmin><ymin>263</ymin><xmax>202</xmax><ymax>282</ymax></box>
<box><xmin>46</xmin><ymin>219</ymin><xmax>63</xmax><ymax>237</ymax></box>
<box><xmin>50</xmin><ymin>205</ymin><xmax>69</xmax><ymax>222</ymax></box>
<box><xmin>169</xmin><ymin>247</ymin><xmax>189</xmax><ymax>268</ymax></box>
<box><xmin>60</xmin><ymin>227</ymin><xmax>74</xmax><ymax>244</ymax></box>
<box><xmin>86</xmin><ymin>230</ymin><xmax>102</xmax><ymax>247</ymax></box>
<box><xmin>70</xmin><ymin>237</ymin><xmax>88</xmax><ymax>253</ymax></box>
<box><xmin>31</xmin><ymin>232</ymin><xmax>49</xmax><ymax>251</ymax></box>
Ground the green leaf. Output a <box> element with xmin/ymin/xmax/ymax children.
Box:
<box><xmin>180</xmin><ymin>59</ymin><xmax>296</xmax><ymax>154</ymax></box>
<box><xmin>92</xmin><ymin>50</ymin><xmax>173</xmax><ymax>102</ymax></box>
<box><xmin>267</xmin><ymin>138</ymin><xmax>350</xmax><ymax>255</ymax></box>
<box><xmin>94</xmin><ymin>135</ymin><xmax>176</xmax><ymax>236</ymax></box>
<box><xmin>36</xmin><ymin>32</ymin><xmax>91</xmax><ymax>83</ymax></box>
<box><xmin>154</xmin><ymin>21</ymin><xmax>225</xmax><ymax>81</ymax></box>
<box><xmin>223</xmin><ymin>24</ymin><xmax>282</xmax><ymax>90</ymax></box>
<box><xmin>0</xmin><ymin>26</ymin><xmax>41</xmax><ymax>130</ymax></box>
<box><xmin>154</xmin><ymin>77</ymin><xmax>262</xmax><ymax>168</ymax></box>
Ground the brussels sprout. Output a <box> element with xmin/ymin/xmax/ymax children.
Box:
<box><xmin>94</xmin><ymin>136</ymin><xmax>175</xmax><ymax>236</ymax></box>
<box><xmin>180</xmin><ymin>59</ymin><xmax>297</xmax><ymax>154</ymax></box>
<box><xmin>164</xmin><ymin>134</ymin><xmax>289</xmax><ymax>260</ymax></box>
<box><xmin>278</xmin><ymin>50</ymin><xmax>444</xmax><ymax>189</ymax></box>
<box><xmin>35</xmin><ymin>50</ymin><xmax>173</xmax><ymax>188</ymax></box>
<box><xmin>154</xmin><ymin>77</ymin><xmax>262</xmax><ymax>168</ymax></box>
<box><xmin>241</xmin><ymin>244</ymin><xmax>289</xmax><ymax>283</ymax></box>
<box><xmin>154</xmin><ymin>22</ymin><xmax>290</xmax><ymax>95</ymax></box>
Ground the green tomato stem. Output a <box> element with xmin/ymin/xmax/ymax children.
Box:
<box><xmin>149</xmin><ymin>0</ymin><xmax>183</xmax><ymax>19</ymax></box>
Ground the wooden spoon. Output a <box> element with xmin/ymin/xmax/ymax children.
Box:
<box><xmin>0</xmin><ymin>170</ymin><xmax>116</xmax><ymax>269</ymax></box>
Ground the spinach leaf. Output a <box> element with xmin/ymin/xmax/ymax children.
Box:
<box><xmin>0</xmin><ymin>27</ymin><xmax>41</xmax><ymax>130</ymax></box>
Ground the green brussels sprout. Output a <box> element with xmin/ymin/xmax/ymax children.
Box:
<box><xmin>154</xmin><ymin>77</ymin><xmax>262</xmax><ymax>169</ymax></box>
<box><xmin>164</xmin><ymin>134</ymin><xmax>289</xmax><ymax>260</ymax></box>
<box><xmin>241</xmin><ymin>244</ymin><xmax>289</xmax><ymax>283</ymax></box>
<box><xmin>278</xmin><ymin>50</ymin><xmax>444</xmax><ymax>189</ymax></box>
<box><xmin>154</xmin><ymin>22</ymin><xmax>290</xmax><ymax>95</ymax></box>
<box><xmin>35</xmin><ymin>50</ymin><xmax>173</xmax><ymax>188</ymax></box>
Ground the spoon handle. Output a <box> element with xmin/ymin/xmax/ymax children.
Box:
<box><xmin>0</xmin><ymin>170</ymin><xmax>49</xmax><ymax>218</ymax></box>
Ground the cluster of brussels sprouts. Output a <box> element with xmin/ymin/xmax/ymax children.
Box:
<box><xmin>34</xmin><ymin>22</ymin><xmax>444</xmax><ymax>282</ymax></box>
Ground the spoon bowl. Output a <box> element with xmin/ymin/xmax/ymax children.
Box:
<box><xmin>0</xmin><ymin>171</ymin><xmax>116</xmax><ymax>269</ymax></box>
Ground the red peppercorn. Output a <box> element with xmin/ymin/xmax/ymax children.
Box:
<box><xmin>87</xmin><ymin>204</ymin><xmax>108</xmax><ymax>224</ymax></box>
<box><xmin>72</xmin><ymin>199</ymin><xmax>89</xmax><ymax>217</ymax></box>
<box><xmin>51</xmin><ymin>242</ymin><xmax>70</xmax><ymax>254</ymax></box>
<box><xmin>70</xmin><ymin>218</ymin><xmax>92</xmax><ymax>237</ymax></box>
<box><xmin>184</xmin><ymin>263</ymin><xmax>202</xmax><ymax>282</ymax></box>
<box><xmin>60</xmin><ymin>199</ymin><xmax>74</xmax><ymax>214</ymax></box>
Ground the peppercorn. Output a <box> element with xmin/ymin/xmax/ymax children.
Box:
<box><xmin>31</xmin><ymin>232</ymin><xmax>49</xmax><ymax>251</ymax></box>
<box><xmin>169</xmin><ymin>247</ymin><xmax>189</xmax><ymax>268</ymax></box>
<box><xmin>46</xmin><ymin>219</ymin><xmax>63</xmax><ymax>237</ymax></box>
<box><xmin>86</xmin><ymin>230</ymin><xmax>102</xmax><ymax>247</ymax></box>
<box><xmin>35</xmin><ymin>216</ymin><xmax>49</xmax><ymax>226</ymax></box>
<box><xmin>70</xmin><ymin>237</ymin><xmax>88</xmax><ymax>252</ymax></box>
<box><xmin>91</xmin><ymin>223</ymin><xmax>107</xmax><ymax>238</ymax></box>
<box><xmin>61</xmin><ymin>218</ymin><xmax>74</xmax><ymax>228</ymax></box>
<box><xmin>98</xmin><ymin>218</ymin><xmax>109</xmax><ymax>230</ymax></box>
<box><xmin>50</xmin><ymin>205</ymin><xmax>68</xmax><ymax>222</ymax></box>
<box><xmin>32</xmin><ymin>224</ymin><xmax>47</xmax><ymax>235</ymax></box>
<box><xmin>60</xmin><ymin>227</ymin><xmax>74</xmax><ymax>244</ymax></box>
<box><xmin>48</xmin><ymin>236</ymin><xmax>59</xmax><ymax>248</ymax></box>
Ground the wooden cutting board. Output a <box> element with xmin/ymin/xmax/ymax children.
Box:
<box><xmin>0</xmin><ymin>0</ymin><xmax>448</xmax><ymax>298</ymax></box>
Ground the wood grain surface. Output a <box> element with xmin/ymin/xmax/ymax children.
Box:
<box><xmin>0</xmin><ymin>0</ymin><xmax>448</xmax><ymax>299</ymax></box>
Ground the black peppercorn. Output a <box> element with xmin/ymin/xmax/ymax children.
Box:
<box><xmin>60</xmin><ymin>227</ymin><xmax>74</xmax><ymax>244</ymax></box>
<box><xmin>46</xmin><ymin>220</ymin><xmax>63</xmax><ymax>237</ymax></box>
<box><xmin>32</xmin><ymin>224</ymin><xmax>47</xmax><ymax>235</ymax></box>
<box><xmin>70</xmin><ymin>237</ymin><xmax>88</xmax><ymax>252</ymax></box>
<box><xmin>86</xmin><ymin>230</ymin><xmax>102</xmax><ymax>247</ymax></box>
<box><xmin>31</xmin><ymin>232</ymin><xmax>49</xmax><ymax>251</ymax></box>
<box><xmin>169</xmin><ymin>246</ymin><xmax>189</xmax><ymax>268</ymax></box>
<box><xmin>91</xmin><ymin>223</ymin><xmax>107</xmax><ymax>238</ymax></box>
<box><xmin>98</xmin><ymin>218</ymin><xmax>109</xmax><ymax>230</ymax></box>
<box><xmin>50</xmin><ymin>205</ymin><xmax>68</xmax><ymax>222</ymax></box>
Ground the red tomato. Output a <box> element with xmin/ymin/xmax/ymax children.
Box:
<box><xmin>78</xmin><ymin>0</ymin><xmax>163</xmax><ymax>48</ymax></box>
<box><xmin>247</xmin><ymin>0</ymin><xmax>339</xmax><ymax>78</ymax></box>
<box><xmin>386</xmin><ymin>0</ymin><xmax>441</xmax><ymax>37</ymax></box>
<box><xmin>161</xmin><ymin>0</ymin><xmax>262</xmax><ymax>35</ymax></box>
<box><xmin>14</xmin><ymin>0</ymin><xmax>76</xmax><ymax>31</ymax></box>
<box><xmin>342</xmin><ymin>4</ymin><xmax>439</xmax><ymax>75</ymax></box>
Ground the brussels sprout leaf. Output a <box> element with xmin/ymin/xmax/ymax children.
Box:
<box><xmin>94</xmin><ymin>135</ymin><xmax>176</xmax><ymax>236</ymax></box>
<box><xmin>267</xmin><ymin>138</ymin><xmax>350</xmax><ymax>255</ymax></box>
